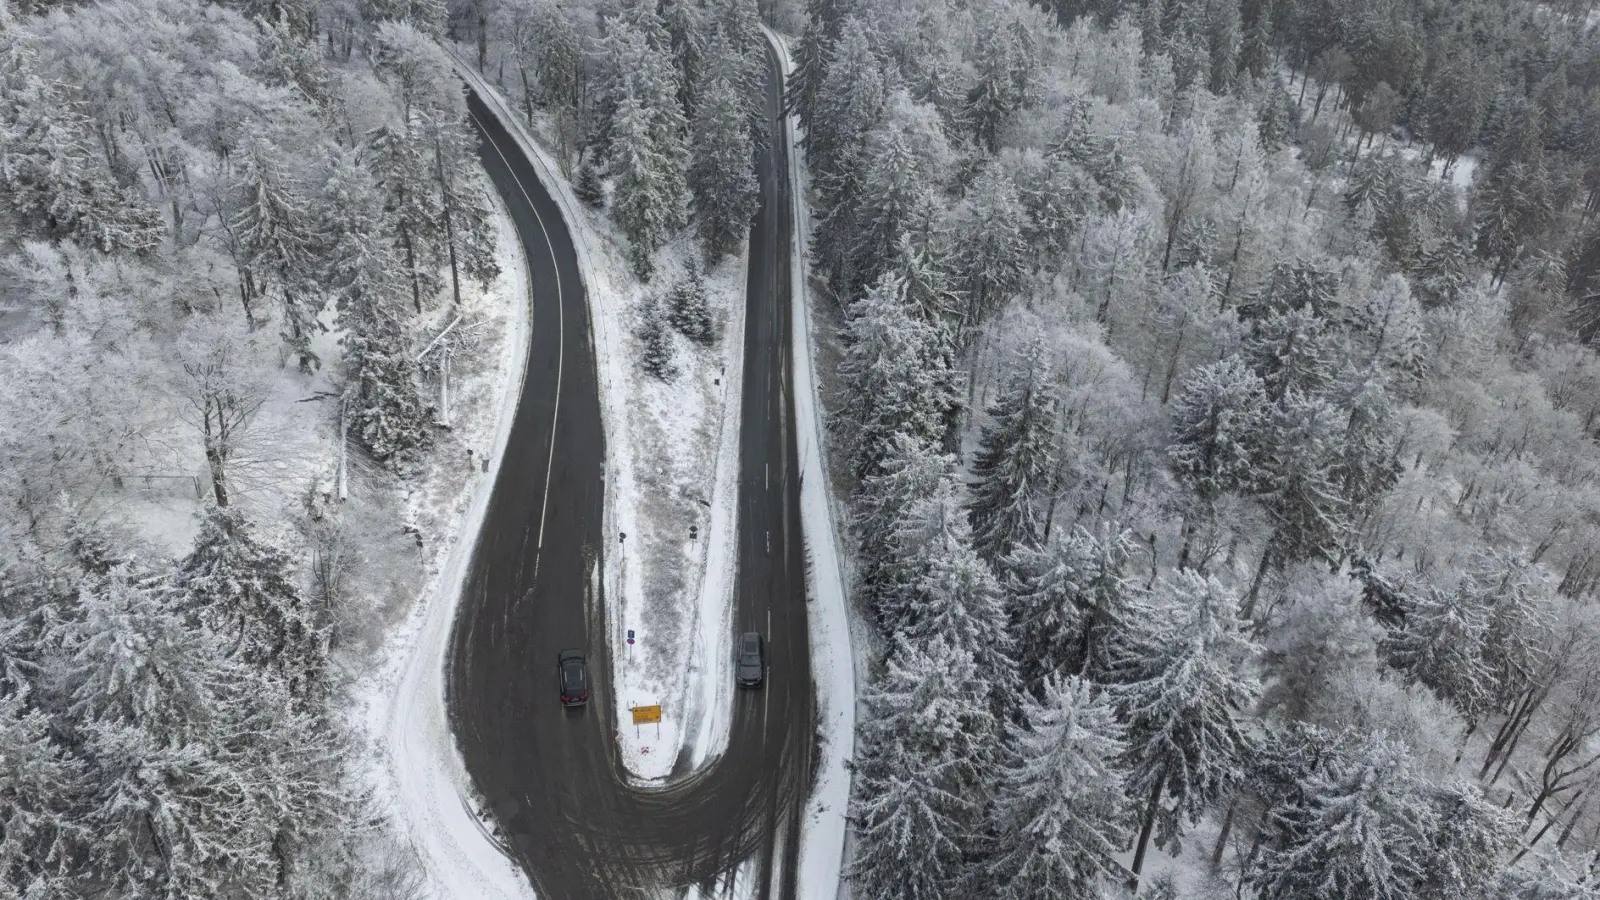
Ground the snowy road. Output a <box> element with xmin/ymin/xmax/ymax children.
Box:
<box><xmin>445</xmin><ymin>46</ymin><xmax>818</xmax><ymax>900</ymax></box>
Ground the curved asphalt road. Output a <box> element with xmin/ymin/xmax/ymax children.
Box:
<box><xmin>448</xmin><ymin>45</ymin><xmax>815</xmax><ymax>900</ymax></box>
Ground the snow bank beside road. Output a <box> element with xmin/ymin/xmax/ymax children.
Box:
<box><xmin>763</xmin><ymin>26</ymin><xmax>857</xmax><ymax>900</ymax></box>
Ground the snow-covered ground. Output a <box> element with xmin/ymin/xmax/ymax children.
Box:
<box><xmin>449</xmin><ymin>47</ymin><xmax>748</xmax><ymax>782</ymax></box>
<box><xmin>764</xmin><ymin>26</ymin><xmax>857</xmax><ymax>900</ymax></box>
<box><xmin>612</xmin><ymin>237</ymin><xmax>749</xmax><ymax>779</ymax></box>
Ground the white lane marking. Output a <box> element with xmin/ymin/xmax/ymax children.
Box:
<box><xmin>470</xmin><ymin>108</ymin><xmax>565</xmax><ymax>583</ymax></box>
<box><xmin>763</xmin><ymin>607</ymin><xmax>772</xmax><ymax>741</ymax></box>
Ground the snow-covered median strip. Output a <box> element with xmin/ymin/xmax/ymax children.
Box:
<box><xmin>447</xmin><ymin>49</ymin><xmax>746</xmax><ymax>781</ymax></box>
<box><xmin>763</xmin><ymin>26</ymin><xmax>856</xmax><ymax>900</ymax></box>
<box><xmin>358</xmin><ymin>189</ymin><xmax>536</xmax><ymax>900</ymax></box>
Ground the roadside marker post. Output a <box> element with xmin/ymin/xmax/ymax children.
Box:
<box><xmin>627</xmin><ymin>629</ymin><xmax>635</xmax><ymax>661</ymax></box>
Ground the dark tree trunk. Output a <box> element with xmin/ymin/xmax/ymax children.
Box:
<box><xmin>1211</xmin><ymin>793</ymin><xmax>1239</xmax><ymax>874</ymax></box>
<box><xmin>1130</xmin><ymin>774</ymin><xmax>1166</xmax><ymax>882</ymax></box>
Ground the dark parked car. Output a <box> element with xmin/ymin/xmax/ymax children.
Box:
<box><xmin>736</xmin><ymin>632</ymin><xmax>765</xmax><ymax>687</ymax></box>
<box><xmin>558</xmin><ymin>649</ymin><xmax>589</xmax><ymax>706</ymax></box>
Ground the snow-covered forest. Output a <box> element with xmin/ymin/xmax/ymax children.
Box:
<box><xmin>10</xmin><ymin>0</ymin><xmax>1600</xmax><ymax>895</ymax></box>
<box><xmin>784</xmin><ymin>0</ymin><xmax>1600</xmax><ymax>897</ymax></box>
<box><xmin>0</xmin><ymin>0</ymin><xmax>506</xmax><ymax>894</ymax></box>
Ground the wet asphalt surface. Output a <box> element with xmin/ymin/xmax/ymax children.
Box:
<box><xmin>448</xmin><ymin>45</ymin><xmax>815</xmax><ymax>900</ymax></box>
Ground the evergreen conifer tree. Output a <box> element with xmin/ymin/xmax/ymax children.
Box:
<box><xmin>1252</xmin><ymin>737</ymin><xmax>1454</xmax><ymax>900</ymax></box>
<box><xmin>689</xmin><ymin>69</ymin><xmax>758</xmax><ymax>260</ymax></box>
<box><xmin>638</xmin><ymin>290</ymin><xmax>678</xmax><ymax>380</ymax></box>
<box><xmin>1005</xmin><ymin>526</ymin><xmax>1138</xmax><ymax>690</ymax></box>
<box><xmin>1168</xmin><ymin>355</ymin><xmax>1270</xmax><ymax>559</ymax></box>
<box><xmin>233</xmin><ymin>140</ymin><xmax>324</xmax><ymax>373</ymax></box>
<box><xmin>968</xmin><ymin>346</ymin><xmax>1057</xmax><ymax>563</ymax></box>
<box><xmin>850</xmin><ymin>634</ymin><xmax>994</xmax><ymax>900</ymax></box>
<box><xmin>1111</xmin><ymin>571</ymin><xmax>1261</xmax><ymax>880</ymax></box>
<box><xmin>0</xmin><ymin>31</ymin><xmax>163</xmax><ymax>254</ymax></box>
<box><xmin>838</xmin><ymin>272</ymin><xmax>958</xmax><ymax>480</ymax></box>
<box><xmin>986</xmin><ymin>675</ymin><xmax>1131</xmax><ymax>900</ymax></box>
<box><xmin>950</xmin><ymin>166</ymin><xmax>1030</xmax><ymax>336</ymax></box>
<box><xmin>667</xmin><ymin>257</ymin><xmax>716</xmax><ymax>345</ymax></box>
<box><xmin>174</xmin><ymin>506</ymin><xmax>326</xmax><ymax>700</ymax></box>
<box><xmin>576</xmin><ymin>156</ymin><xmax>606</xmax><ymax>208</ymax></box>
<box><xmin>604</xmin><ymin>23</ymin><xmax>690</xmax><ymax>279</ymax></box>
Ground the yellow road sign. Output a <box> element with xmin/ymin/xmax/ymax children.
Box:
<box><xmin>632</xmin><ymin>705</ymin><xmax>662</xmax><ymax>725</ymax></box>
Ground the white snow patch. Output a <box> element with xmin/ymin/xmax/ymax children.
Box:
<box><xmin>353</xmin><ymin>184</ymin><xmax>537</xmax><ymax>900</ymax></box>
<box><xmin>448</xmin><ymin>47</ymin><xmax>747</xmax><ymax>783</ymax></box>
<box><xmin>764</xmin><ymin>26</ymin><xmax>857</xmax><ymax>900</ymax></box>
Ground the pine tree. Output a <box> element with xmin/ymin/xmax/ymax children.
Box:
<box><xmin>658</xmin><ymin>0</ymin><xmax>706</xmax><ymax>116</ymax></box>
<box><xmin>1006</xmin><ymin>150</ymin><xmax>1095</xmax><ymax>269</ymax></box>
<box><xmin>0</xmin><ymin>32</ymin><xmax>163</xmax><ymax>255</ymax></box>
<box><xmin>531</xmin><ymin>0</ymin><xmax>581</xmax><ymax>112</ymax></box>
<box><xmin>1245</xmin><ymin>389</ymin><xmax>1351</xmax><ymax>614</ymax></box>
<box><xmin>689</xmin><ymin>69</ymin><xmax>758</xmax><ymax>261</ymax></box>
<box><xmin>1465</xmin><ymin>549</ymin><xmax>1554</xmax><ymax>711</ymax></box>
<box><xmin>964</xmin><ymin>11</ymin><xmax>1038</xmax><ymax>152</ymax></box>
<box><xmin>1158</xmin><ymin>111</ymin><xmax>1217</xmax><ymax>273</ymax></box>
<box><xmin>1381</xmin><ymin>582</ymin><xmax>1493</xmax><ymax>720</ymax></box>
<box><xmin>818</xmin><ymin>91</ymin><xmax>950</xmax><ymax>301</ymax></box>
<box><xmin>638</xmin><ymin>290</ymin><xmax>678</xmax><ymax>380</ymax></box>
<box><xmin>233</xmin><ymin>140</ymin><xmax>325</xmax><ymax>373</ymax></box>
<box><xmin>1326</xmin><ymin>371</ymin><xmax>1403</xmax><ymax>524</ymax></box>
<box><xmin>427</xmin><ymin>118</ymin><xmax>501</xmax><ymax>308</ymax></box>
<box><xmin>174</xmin><ymin>506</ymin><xmax>326</xmax><ymax>701</ymax></box>
<box><xmin>850</xmin><ymin>634</ymin><xmax>994</xmax><ymax>900</ymax></box>
<box><xmin>51</xmin><ymin>565</ymin><xmax>220</xmax><ymax>735</ymax></box>
<box><xmin>1418</xmin><ymin>779</ymin><xmax>1520</xmax><ymax>900</ymax></box>
<box><xmin>950</xmin><ymin>166</ymin><xmax>1030</xmax><ymax>336</ymax></box>
<box><xmin>575</xmin><ymin>156</ymin><xmax>606</xmax><ymax>208</ymax></box>
<box><xmin>1474</xmin><ymin>102</ymin><xmax>1561</xmax><ymax>286</ymax></box>
<box><xmin>604</xmin><ymin>22</ymin><xmax>690</xmax><ymax>279</ymax></box>
<box><xmin>968</xmin><ymin>347</ymin><xmax>1057</xmax><ymax>563</ymax></box>
<box><xmin>1360</xmin><ymin>273</ymin><xmax>1428</xmax><ymax>378</ymax></box>
<box><xmin>806</xmin><ymin>23</ymin><xmax>886</xmax><ymax>210</ymax></box>
<box><xmin>903</xmin><ymin>515</ymin><xmax>1015</xmax><ymax>711</ymax></box>
<box><xmin>321</xmin><ymin>152</ymin><xmax>437</xmax><ymax>464</ymax></box>
<box><xmin>1168</xmin><ymin>355</ymin><xmax>1270</xmax><ymax>511</ymax></box>
<box><xmin>666</xmin><ymin>257</ymin><xmax>716</xmax><ymax>345</ymax></box>
<box><xmin>838</xmin><ymin>272</ymin><xmax>959</xmax><ymax>481</ymax></box>
<box><xmin>1242</xmin><ymin>256</ymin><xmax>1344</xmax><ymax>324</ymax></box>
<box><xmin>1005</xmin><ymin>526</ymin><xmax>1138</xmax><ymax>691</ymax></box>
<box><xmin>1252</xmin><ymin>737</ymin><xmax>1438</xmax><ymax>900</ymax></box>
<box><xmin>1079</xmin><ymin>206</ymin><xmax>1153</xmax><ymax>330</ymax></box>
<box><xmin>1111</xmin><ymin>571</ymin><xmax>1261</xmax><ymax>880</ymax></box>
<box><xmin>707</xmin><ymin>0</ymin><xmax>765</xmax><ymax>148</ymax></box>
<box><xmin>367</xmin><ymin>123</ymin><xmax>445</xmax><ymax>314</ymax></box>
<box><xmin>1243</xmin><ymin>306</ymin><xmax>1338</xmax><ymax>402</ymax></box>
<box><xmin>874</xmin><ymin>475</ymin><xmax>966</xmax><ymax>634</ymax></box>
<box><xmin>347</xmin><ymin>327</ymin><xmax>437</xmax><ymax>463</ymax></box>
<box><xmin>986</xmin><ymin>675</ymin><xmax>1131</xmax><ymax>900</ymax></box>
<box><xmin>0</xmin><ymin>691</ymin><xmax>86</xmax><ymax>894</ymax></box>
<box><xmin>790</xmin><ymin>0</ymin><xmax>856</xmax><ymax>136</ymax></box>
<box><xmin>852</xmin><ymin>435</ymin><xmax>957</xmax><ymax>625</ymax></box>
